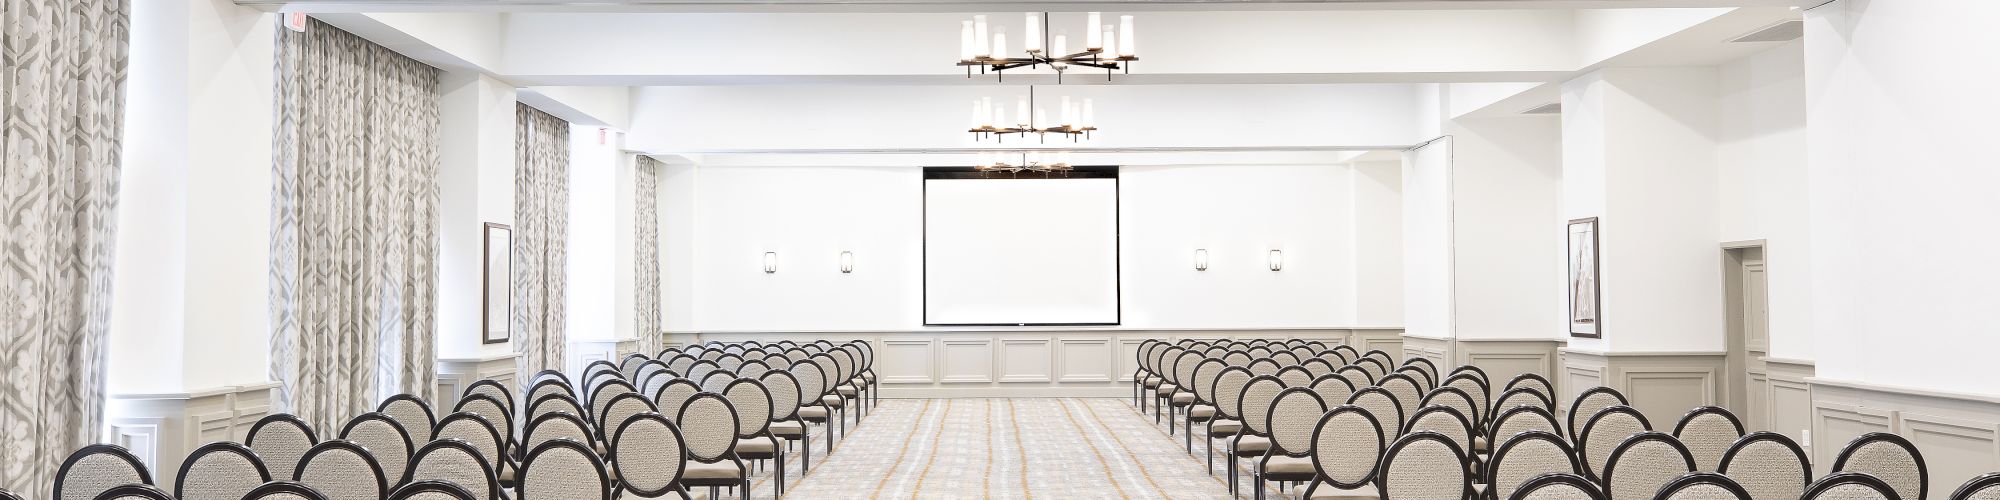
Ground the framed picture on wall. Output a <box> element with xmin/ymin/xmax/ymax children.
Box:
<box><xmin>483</xmin><ymin>223</ymin><xmax>513</xmax><ymax>344</ymax></box>
<box><xmin>1567</xmin><ymin>217</ymin><xmax>1601</xmax><ymax>338</ymax></box>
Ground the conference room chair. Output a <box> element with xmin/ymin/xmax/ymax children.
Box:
<box><xmin>844</xmin><ymin>341</ymin><xmax>879</xmax><ymax>411</ymax></box>
<box><xmin>1330</xmin><ymin>345</ymin><xmax>1360</xmax><ymax>365</ymax></box>
<box><xmin>582</xmin><ymin>361</ymin><xmax>621</xmax><ymax>393</ymax></box>
<box><xmin>1207</xmin><ymin>366</ymin><xmax>1254</xmax><ymax>475</ymax></box>
<box><xmin>1651</xmin><ymin>472</ymin><xmax>1753</xmax><ymax>500</ymax></box>
<box><xmin>1184</xmin><ymin>358</ymin><xmax>1227</xmax><ymax>453</ymax></box>
<box><xmin>596</xmin><ymin>392</ymin><xmax>659</xmax><ymax>452</ymax></box>
<box><xmin>1229</xmin><ymin>375</ymin><xmax>1287</xmax><ymax>497</ymax></box>
<box><xmin>341</xmin><ymin>412</ymin><xmax>416</xmax><ymax>488</ymax></box>
<box><xmin>53</xmin><ymin>444</ymin><xmax>153</xmax><ymax>500</ymax></box>
<box><xmin>1306</xmin><ymin>374</ymin><xmax>1358</xmax><ymax>420</ymax></box>
<box><xmin>1487</xmin><ymin>406</ymin><xmax>1562</xmax><ymax>460</ymax></box>
<box><xmin>1272</xmin><ymin>349</ymin><xmax>1303</xmax><ymax>367</ymax></box>
<box><xmin>1362</xmin><ymin>349</ymin><xmax>1395</xmax><ymax>371</ymax></box>
<box><xmin>295</xmin><ymin>440</ymin><xmax>389</xmax><ymax>500</ymax></box>
<box><xmin>529</xmin><ymin>369</ymin><xmax>570</xmax><ymax>392</ymax></box>
<box><xmin>523</xmin><ymin>411</ymin><xmax>595</xmax><ymax>458</ymax></box>
<box><xmin>1504</xmin><ymin>374</ymin><xmax>1556</xmax><ymax>404</ymax></box>
<box><xmin>829</xmin><ymin>346</ymin><xmax>866</xmax><ymax>417</ymax></box>
<box><xmin>792</xmin><ymin>359</ymin><xmax>841</xmax><ymax>452</ymax></box>
<box><xmin>1300</xmin><ymin>357</ymin><xmax>1338</xmax><ymax>379</ymax></box>
<box><xmin>242</xmin><ymin>481</ymin><xmax>330</xmax><ymax>500</ymax></box>
<box><xmin>676</xmin><ymin>393</ymin><xmax>749</xmax><ymax>500</ymax></box>
<box><xmin>1442</xmin><ymin>373</ymin><xmax>1492</xmax><ymax>430</ymax></box>
<box><xmin>1346</xmin><ymin>387</ymin><xmax>1407</xmax><ymax>437</ymax></box>
<box><xmin>525</xmin><ymin>392</ymin><xmax>587</xmax><ymax>430</ymax></box>
<box><xmin>1150</xmin><ymin>345</ymin><xmax>1185</xmax><ymax>423</ymax></box>
<box><xmin>1163</xmin><ymin>349</ymin><xmax>1200</xmax><ymax>433</ymax></box>
<box><xmin>666</xmin><ymin>354</ymin><xmax>698</xmax><ymax>376</ymax></box>
<box><xmin>1494</xmin><ymin>388</ymin><xmax>1556</xmax><ymax>425</ymax></box>
<box><xmin>684</xmin><ymin>361</ymin><xmax>721</xmax><ymax>390</ymax></box>
<box><xmin>1404</xmin><ymin>357</ymin><xmax>1440</xmax><ymax>386</ymax></box>
<box><xmin>1255</xmin><ymin>388</ymin><xmax>1326</xmax><ymax>500</ymax></box>
<box><xmin>1421</xmin><ymin>387</ymin><xmax>1483</xmax><ymax>443</ymax></box>
<box><xmin>378</xmin><ymin>394</ymin><xmax>439</xmax><ymax>443</ymax></box>
<box><xmin>517</xmin><ymin>439</ymin><xmax>612</xmax><ymax>500</ymax></box>
<box><xmin>525</xmin><ymin>379</ymin><xmax>574</xmax><ymax>412</ymax></box>
<box><xmin>452</xmin><ymin>394</ymin><xmax>517</xmax><ymax>463</ymax></box>
<box><xmin>1568</xmin><ymin>387</ymin><xmax>1632</xmax><ymax>443</ymax></box>
<box><xmin>433</xmin><ymin>412</ymin><xmax>511</xmax><ymax>484</ymax></box>
<box><xmin>653</xmin><ymin>378</ymin><xmax>702</xmax><ymax>422</ymax></box>
<box><xmin>716</xmin><ymin>354</ymin><xmax>746</xmax><ymax>374</ymax></box>
<box><xmin>1378</xmin><ymin>373</ymin><xmax>1427</xmax><ymax>418</ymax></box>
<box><xmin>1132</xmin><ymin>339</ymin><xmax>1161</xmax><ymax>410</ymax></box>
<box><xmin>1485</xmin><ymin>430</ymin><xmax>1581</xmax><ymax>500</ymax></box>
<box><xmin>1671</xmin><ymin>406</ymin><xmax>1746</xmax><ymax>472</ymax></box>
<box><xmin>1952</xmin><ymin>472</ymin><xmax>2000</xmax><ymax>500</ymax></box>
<box><xmin>589</xmin><ymin>380</ymin><xmax>640</xmax><ymax>427</ymax></box>
<box><xmin>1508</xmin><ymin>473</ymin><xmax>1608</xmax><ymax>500</ymax></box>
<box><xmin>1395</xmin><ymin>365</ymin><xmax>1436</xmax><ymax>392</ymax></box>
<box><xmin>1601</xmin><ymin>432</ymin><xmax>1695</xmax><ymax>500</ymax></box>
<box><xmin>610</xmin><ymin>412</ymin><xmax>691</xmax><ymax>499</ymax></box>
<box><xmin>635</xmin><ymin>360</ymin><xmax>674</xmax><ymax>394</ymax></box>
<box><xmin>388</xmin><ymin>480</ymin><xmax>481</xmax><ymax>500</ymax></box>
<box><xmin>1378</xmin><ymin>431</ymin><xmax>1474</xmax><ymax>500</ymax></box>
<box><xmin>1276</xmin><ymin>365</ymin><xmax>1315</xmax><ymax>389</ymax></box>
<box><xmin>1336</xmin><ymin>364</ymin><xmax>1375</xmax><ymax>386</ymax></box>
<box><xmin>1301</xmin><ymin>404</ymin><xmax>1385</xmax><ymax>500</ymax></box>
<box><xmin>1404</xmin><ymin>406</ymin><xmax>1479</xmax><ymax>477</ymax></box>
<box><xmin>406</xmin><ymin>439</ymin><xmax>502</xmax><ymax>500</ymax></box>
<box><xmin>736</xmin><ymin>359</ymin><xmax>771</xmax><ymax>381</ymax></box>
<box><xmin>619</xmin><ymin>353</ymin><xmax>652</xmax><ymax>381</ymax></box>
<box><xmin>1803</xmin><ymin>472</ymin><xmax>1901</xmax><ymax>500</ymax></box>
<box><xmin>88</xmin><ymin>484</ymin><xmax>173</xmax><ymax>500</ymax></box>
<box><xmin>462</xmin><ymin>380</ymin><xmax>516</xmax><ymax>420</ymax></box>
<box><xmin>246</xmin><ymin>414</ymin><xmax>320</xmax><ymax>488</ymax></box>
<box><xmin>758</xmin><ymin>369</ymin><xmax>808</xmax><ymax>484</ymax></box>
<box><xmin>1247</xmin><ymin>357</ymin><xmax>1282</xmax><ymax>378</ymax></box>
<box><xmin>174</xmin><ymin>441</ymin><xmax>271</xmax><ymax>500</ymax></box>
<box><xmin>725</xmin><ymin>378</ymin><xmax>781</xmax><ymax>495</ymax></box>
<box><xmin>1450</xmin><ymin>365</ymin><xmax>1491</xmax><ymax>388</ymax></box>
<box><xmin>808</xmin><ymin>353</ymin><xmax>854</xmax><ymax>435</ymax></box>
<box><xmin>1716</xmin><ymin>431</ymin><xmax>1811</xmax><ymax>500</ymax></box>
<box><xmin>1578</xmin><ymin>405</ymin><xmax>1653</xmax><ymax>483</ymax></box>
<box><xmin>1355</xmin><ymin>357</ymin><xmax>1390</xmax><ymax>382</ymax></box>
<box><xmin>1832</xmin><ymin>432</ymin><xmax>1929</xmax><ymax>500</ymax></box>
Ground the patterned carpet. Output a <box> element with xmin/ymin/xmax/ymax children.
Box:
<box><xmin>701</xmin><ymin>398</ymin><xmax>1290</xmax><ymax>500</ymax></box>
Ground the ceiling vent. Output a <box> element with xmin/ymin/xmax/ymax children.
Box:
<box><xmin>1521</xmin><ymin>102</ymin><xmax>1561</xmax><ymax>115</ymax></box>
<box><xmin>1729</xmin><ymin>20</ymin><xmax>1805</xmax><ymax>43</ymax></box>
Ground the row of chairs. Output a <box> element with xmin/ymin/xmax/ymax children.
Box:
<box><xmin>1129</xmin><ymin>337</ymin><xmax>2000</xmax><ymax>500</ymax></box>
<box><xmin>12</xmin><ymin>338</ymin><xmax>878</xmax><ymax>500</ymax></box>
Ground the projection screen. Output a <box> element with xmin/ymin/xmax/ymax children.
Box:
<box><xmin>924</xmin><ymin>175</ymin><xmax>1119</xmax><ymax>325</ymax></box>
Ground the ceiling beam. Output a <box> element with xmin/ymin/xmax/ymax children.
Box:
<box><xmin>241</xmin><ymin>0</ymin><xmax>1806</xmax><ymax>13</ymax></box>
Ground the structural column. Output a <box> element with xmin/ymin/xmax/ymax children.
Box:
<box><xmin>435</xmin><ymin>70</ymin><xmax>521</xmax><ymax>407</ymax></box>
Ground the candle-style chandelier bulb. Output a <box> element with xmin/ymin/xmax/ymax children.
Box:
<box><xmin>1119</xmin><ymin>16</ymin><xmax>1135</xmax><ymax>57</ymax></box>
<box><xmin>1025</xmin><ymin>14</ymin><xmax>1042</xmax><ymax>53</ymax></box>
<box><xmin>1086</xmin><ymin>12</ymin><xmax>1102</xmax><ymax>49</ymax></box>
<box><xmin>973</xmin><ymin>15</ymin><xmax>990</xmax><ymax>57</ymax></box>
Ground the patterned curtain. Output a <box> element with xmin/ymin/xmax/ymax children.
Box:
<box><xmin>270</xmin><ymin>18</ymin><xmax>442</xmax><ymax>433</ymax></box>
<box><xmin>513</xmin><ymin>104</ymin><xmax>569</xmax><ymax>390</ymax></box>
<box><xmin>634</xmin><ymin>156</ymin><xmax>664</xmax><ymax>357</ymax></box>
<box><xmin>0</xmin><ymin>0</ymin><xmax>129</xmax><ymax>493</ymax></box>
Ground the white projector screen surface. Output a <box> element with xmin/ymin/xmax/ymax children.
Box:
<box><xmin>925</xmin><ymin>178</ymin><xmax>1119</xmax><ymax>325</ymax></box>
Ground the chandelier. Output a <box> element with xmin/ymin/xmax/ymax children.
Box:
<box><xmin>975</xmin><ymin>150</ymin><xmax>1074</xmax><ymax>174</ymax></box>
<box><xmin>968</xmin><ymin>86</ymin><xmax>1095</xmax><ymax>143</ymax></box>
<box><xmin>956</xmin><ymin>12</ymin><xmax>1136</xmax><ymax>83</ymax></box>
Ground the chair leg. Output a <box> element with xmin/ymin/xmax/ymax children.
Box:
<box><xmin>1168</xmin><ymin>405</ymin><xmax>1176</xmax><ymax>435</ymax></box>
<box><xmin>1254</xmin><ymin>470</ymin><xmax>1264</xmax><ymax>500</ymax></box>
<box><xmin>1185</xmin><ymin>419</ymin><xmax>1193</xmax><ymax>453</ymax></box>
<box><xmin>1228</xmin><ymin>454</ymin><xmax>1237</xmax><ymax>496</ymax></box>
<box><xmin>776</xmin><ymin>449</ymin><xmax>785</xmax><ymax>498</ymax></box>
<box><xmin>1206</xmin><ymin>437</ymin><xmax>1214</xmax><ymax>475</ymax></box>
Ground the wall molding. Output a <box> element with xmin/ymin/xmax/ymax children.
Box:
<box><xmin>438</xmin><ymin>352</ymin><xmax>521</xmax><ymax>410</ymax></box>
<box><xmin>1560</xmin><ymin>349</ymin><xmax>1725</xmax><ymax>426</ymax></box>
<box><xmin>1809</xmin><ymin>376</ymin><xmax>2000</xmax><ymax>487</ymax></box>
<box><xmin>106</xmin><ymin>382</ymin><xmax>279</xmax><ymax>487</ymax></box>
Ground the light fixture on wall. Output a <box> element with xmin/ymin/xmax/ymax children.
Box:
<box><xmin>968</xmin><ymin>86</ymin><xmax>1097</xmax><ymax>143</ymax></box>
<box><xmin>974</xmin><ymin>150</ymin><xmax>1073</xmax><ymax>175</ymax></box>
<box><xmin>957</xmin><ymin>12</ymin><xmax>1137</xmax><ymax>83</ymax></box>
<box><xmin>763</xmin><ymin>252</ymin><xmax>778</xmax><ymax>273</ymax></box>
<box><xmin>1268</xmin><ymin>249</ymin><xmax>1284</xmax><ymax>271</ymax></box>
<box><xmin>1194</xmin><ymin>249</ymin><xmax>1209</xmax><ymax>271</ymax></box>
<box><xmin>840</xmin><ymin>251</ymin><xmax>855</xmax><ymax>273</ymax></box>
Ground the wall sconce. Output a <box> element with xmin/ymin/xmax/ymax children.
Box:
<box><xmin>1193</xmin><ymin>249</ymin><xmax>1209</xmax><ymax>271</ymax></box>
<box><xmin>763</xmin><ymin>252</ymin><xmax>778</xmax><ymax>273</ymax></box>
<box><xmin>840</xmin><ymin>251</ymin><xmax>855</xmax><ymax>273</ymax></box>
<box><xmin>1268</xmin><ymin>249</ymin><xmax>1284</xmax><ymax>271</ymax></box>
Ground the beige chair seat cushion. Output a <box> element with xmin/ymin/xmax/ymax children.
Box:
<box><xmin>1307</xmin><ymin>482</ymin><xmax>1376</xmax><ymax>500</ymax></box>
<box><xmin>1264</xmin><ymin>455</ymin><xmax>1314</xmax><ymax>475</ymax></box>
<box><xmin>1210</xmin><ymin>419</ymin><xmax>1241</xmax><ymax>435</ymax></box>
<box><xmin>799</xmin><ymin>406</ymin><xmax>829</xmax><ymax>419</ymax></box>
<box><xmin>1171</xmin><ymin>393</ymin><xmax>1196</xmax><ymax>404</ymax></box>
<box><xmin>683</xmin><ymin>461</ymin><xmax>745</xmax><ymax>480</ymax></box>
<box><xmin>1155</xmin><ymin>384</ymin><xmax>1178</xmax><ymax>396</ymax></box>
<box><xmin>770</xmin><ymin>421</ymin><xmax>805</xmax><ymax>437</ymax></box>
<box><xmin>1189</xmin><ymin>405</ymin><xmax>1215</xmax><ymax>419</ymax></box>
<box><xmin>862</xmin><ymin>372</ymin><xmax>876</xmax><ymax>382</ymax></box>
<box><xmin>837</xmin><ymin>386</ymin><xmax>858</xmax><ymax>396</ymax></box>
<box><xmin>1474</xmin><ymin>435</ymin><xmax>1489</xmax><ymax>452</ymax></box>
<box><xmin>1234</xmin><ymin>435</ymin><xmax>1270</xmax><ymax>453</ymax></box>
<box><xmin>822</xmin><ymin>395</ymin><xmax>845</xmax><ymax>407</ymax></box>
<box><xmin>737</xmin><ymin>438</ymin><xmax>776</xmax><ymax>454</ymax></box>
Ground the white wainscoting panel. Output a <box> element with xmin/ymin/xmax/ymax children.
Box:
<box><xmin>1809</xmin><ymin>377</ymin><xmax>2000</xmax><ymax>489</ymax></box>
<box><xmin>940</xmin><ymin>338</ymin><xmax>994</xmax><ymax>383</ymax></box>
<box><xmin>881</xmin><ymin>338</ymin><xmax>939</xmax><ymax>384</ymax></box>
<box><xmin>999</xmin><ymin>338</ymin><xmax>1054</xmax><ymax>383</ymax></box>
<box><xmin>1057</xmin><ymin>338</ymin><xmax>1115</xmax><ymax>383</ymax></box>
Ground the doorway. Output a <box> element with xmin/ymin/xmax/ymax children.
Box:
<box><xmin>1722</xmin><ymin>243</ymin><xmax>1769</xmax><ymax>428</ymax></box>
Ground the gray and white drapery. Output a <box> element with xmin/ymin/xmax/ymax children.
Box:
<box><xmin>0</xmin><ymin>0</ymin><xmax>129</xmax><ymax>493</ymax></box>
<box><xmin>633</xmin><ymin>156</ymin><xmax>664</xmax><ymax>357</ymax></box>
<box><xmin>270</xmin><ymin>17</ymin><xmax>442</xmax><ymax>433</ymax></box>
<box><xmin>513</xmin><ymin>104</ymin><xmax>569</xmax><ymax>390</ymax></box>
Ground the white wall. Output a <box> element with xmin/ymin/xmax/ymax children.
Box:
<box><xmin>1716</xmin><ymin>40</ymin><xmax>1810</xmax><ymax>360</ymax></box>
<box><xmin>109</xmin><ymin>0</ymin><xmax>274</xmax><ymax>393</ymax></box>
<box><xmin>436</xmin><ymin>71</ymin><xmax>517</xmax><ymax>358</ymax></box>
<box><xmin>1804</xmin><ymin>0</ymin><xmax>2000</xmax><ymax>395</ymax></box>
<box><xmin>1351</xmin><ymin>161</ymin><xmax>1404</xmax><ymax>327</ymax></box>
<box><xmin>1402</xmin><ymin>140</ymin><xmax>1455</xmax><ymax>339</ymax></box>
<box><xmin>1450</xmin><ymin>115</ymin><xmax>1565</xmax><ymax>340</ymax></box>
<box><xmin>665</xmin><ymin>163</ymin><xmax>1396</xmax><ymax>332</ymax></box>
<box><xmin>567</xmin><ymin>125</ymin><xmax>623</xmax><ymax>341</ymax></box>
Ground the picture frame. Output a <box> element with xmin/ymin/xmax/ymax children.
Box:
<box><xmin>1567</xmin><ymin>217</ymin><xmax>1601</xmax><ymax>338</ymax></box>
<box><xmin>482</xmin><ymin>223</ymin><xmax>513</xmax><ymax>345</ymax></box>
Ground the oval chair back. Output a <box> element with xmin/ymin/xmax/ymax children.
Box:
<box><xmin>1305</xmin><ymin>405</ymin><xmax>1385</xmax><ymax>499</ymax></box>
<box><xmin>387</xmin><ymin>480</ymin><xmax>479</xmax><ymax>500</ymax></box>
<box><xmin>1419</xmin><ymin>387</ymin><xmax>1481</xmax><ymax>436</ymax></box>
<box><xmin>242</xmin><ymin>481</ymin><xmax>329</xmax><ymax>500</ymax></box>
<box><xmin>294</xmin><ymin>440</ymin><xmax>387</xmax><ymax>500</ymax></box>
<box><xmin>1489</xmin><ymin>405</ymin><xmax>1562</xmax><ymax>454</ymax></box>
<box><xmin>1402</xmin><ymin>406</ymin><xmax>1477</xmax><ymax>466</ymax></box>
<box><xmin>1236</xmin><ymin>376</ymin><xmax>1287</xmax><ymax>437</ymax></box>
<box><xmin>339</xmin><ymin>412</ymin><xmax>415</xmax><ymax>487</ymax></box>
<box><xmin>523</xmin><ymin>412</ymin><xmax>594</xmax><ymax>459</ymax></box>
<box><xmin>1672</xmin><ymin>406</ymin><xmax>1746</xmax><ymax>472</ymax></box>
<box><xmin>89</xmin><ymin>484</ymin><xmax>173</xmax><ymax>500</ymax></box>
<box><xmin>377</xmin><ymin>394</ymin><xmax>438</xmax><ymax>443</ymax></box>
<box><xmin>1578</xmin><ymin>405</ymin><xmax>1653</xmax><ymax>482</ymax></box>
<box><xmin>406</xmin><ymin>439</ymin><xmax>500</xmax><ymax>500</ymax></box>
<box><xmin>461</xmin><ymin>380</ymin><xmax>514</xmax><ymax>418</ymax></box>
<box><xmin>595</xmin><ymin>392</ymin><xmax>659</xmax><ymax>445</ymax></box>
<box><xmin>245</xmin><ymin>414</ymin><xmax>319</xmax><ymax>485</ymax></box>
<box><xmin>610</xmin><ymin>412</ymin><xmax>688</xmax><ymax>499</ymax></box>
<box><xmin>1378</xmin><ymin>431</ymin><xmax>1473</xmax><ymax>500</ymax></box>
<box><xmin>1717</xmin><ymin>432</ymin><xmax>1810</xmax><ymax>500</ymax></box>
<box><xmin>1495</xmin><ymin>388</ymin><xmax>1556</xmax><ymax>421</ymax></box>
<box><xmin>677</xmin><ymin>393</ymin><xmax>743</xmax><ymax>464</ymax></box>
<box><xmin>1601</xmin><ymin>431</ymin><xmax>1695</xmax><ymax>500</ymax></box>
<box><xmin>525</xmin><ymin>393</ymin><xmax>586</xmax><ymax>429</ymax></box>
<box><xmin>1505</xmin><ymin>374</ymin><xmax>1555</xmax><ymax>402</ymax></box>
<box><xmin>1568</xmin><ymin>387</ymin><xmax>1631</xmax><ymax>442</ymax></box>
<box><xmin>175</xmin><ymin>442</ymin><xmax>271</xmax><ymax>500</ymax></box>
<box><xmin>1346</xmin><ymin>387</ymin><xmax>1406</xmax><ymax>439</ymax></box>
<box><xmin>517</xmin><ymin>439</ymin><xmax>611</xmax><ymax>500</ymax></box>
<box><xmin>1212</xmin><ymin>367</ymin><xmax>1254</xmax><ymax>422</ymax></box>
<box><xmin>1804</xmin><ymin>472</ymin><xmax>1901</xmax><ymax>500</ymax></box>
<box><xmin>1307</xmin><ymin>374</ymin><xmax>1357</xmax><ymax>413</ymax></box>
<box><xmin>451</xmin><ymin>395</ymin><xmax>514</xmax><ymax>459</ymax></box>
<box><xmin>54</xmin><ymin>444</ymin><xmax>153</xmax><ymax>500</ymax></box>
<box><xmin>1832</xmin><ymin>432</ymin><xmax>1928</xmax><ymax>500</ymax></box>
<box><xmin>1654</xmin><ymin>472</ymin><xmax>1752</xmax><ymax>500</ymax></box>
<box><xmin>1264</xmin><ymin>388</ymin><xmax>1327</xmax><ymax>457</ymax></box>
<box><xmin>1508</xmin><ymin>473</ymin><xmax>1607</xmax><ymax>500</ymax></box>
<box><xmin>431</xmin><ymin>412</ymin><xmax>506</xmax><ymax>483</ymax></box>
<box><xmin>1487</xmin><ymin>430</ymin><xmax>1581</xmax><ymax>500</ymax></box>
<box><xmin>1951</xmin><ymin>473</ymin><xmax>2000</xmax><ymax>500</ymax></box>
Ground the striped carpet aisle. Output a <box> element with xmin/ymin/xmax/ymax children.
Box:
<box><xmin>715</xmin><ymin>398</ymin><xmax>1291</xmax><ymax>500</ymax></box>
